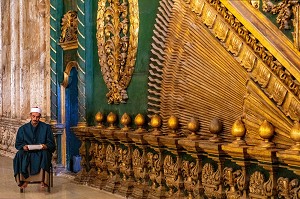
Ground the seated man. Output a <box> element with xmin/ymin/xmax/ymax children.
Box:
<box><xmin>13</xmin><ymin>107</ymin><xmax>56</xmax><ymax>189</ymax></box>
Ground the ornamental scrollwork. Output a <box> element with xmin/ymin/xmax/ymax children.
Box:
<box><xmin>223</xmin><ymin>167</ymin><xmax>246</xmax><ymax>199</ymax></box>
<box><xmin>59</xmin><ymin>11</ymin><xmax>78</xmax><ymax>43</ymax></box>
<box><xmin>261</xmin><ymin>0</ymin><xmax>297</xmax><ymax>30</ymax></box>
<box><xmin>96</xmin><ymin>0</ymin><xmax>139</xmax><ymax>104</ymax></box>
<box><xmin>249</xmin><ymin>171</ymin><xmax>273</xmax><ymax>197</ymax></box>
<box><xmin>182</xmin><ymin>160</ymin><xmax>201</xmax><ymax>198</ymax></box>
<box><xmin>163</xmin><ymin>155</ymin><xmax>180</xmax><ymax>197</ymax></box>
<box><xmin>277</xmin><ymin>177</ymin><xmax>300</xmax><ymax>199</ymax></box>
<box><xmin>132</xmin><ymin>148</ymin><xmax>147</xmax><ymax>183</ymax></box>
<box><xmin>147</xmin><ymin>152</ymin><xmax>162</xmax><ymax>190</ymax></box>
<box><xmin>202</xmin><ymin>163</ymin><xmax>223</xmax><ymax>198</ymax></box>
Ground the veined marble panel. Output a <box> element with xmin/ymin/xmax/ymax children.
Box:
<box><xmin>0</xmin><ymin>0</ymin><xmax>50</xmax><ymax>156</ymax></box>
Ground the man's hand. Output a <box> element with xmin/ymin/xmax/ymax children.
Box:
<box><xmin>41</xmin><ymin>144</ymin><xmax>47</xmax><ymax>150</ymax></box>
<box><xmin>23</xmin><ymin>145</ymin><xmax>29</xmax><ymax>151</ymax></box>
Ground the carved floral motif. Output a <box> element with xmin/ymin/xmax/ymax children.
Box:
<box><xmin>96</xmin><ymin>0</ymin><xmax>139</xmax><ymax>104</ymax></box>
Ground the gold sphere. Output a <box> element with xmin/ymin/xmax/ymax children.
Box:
<box><xmin>134</xmin><ymin>114</ymin><xmax>145</xmax><ymax>127</ymax></box>
<box><xmin>95</xmin><ymin>112</ymin><xmax>104</xmax><ymax>123</ymax></box>
<box><xmin>187</xmin><ymin>117</ymin><xmax>199</xmax><ymax>132</ymax></box>
<box><xmin>231</xmin><ymin>119</ymin><xmax>245</xmax><ymax>138</ymax></box>
<box><xmin>107</xmin><ymin>112</ymin><xmax>117</xmax><ymax>124</ymax></box>
<box><xmin>168</xmin><ymin>115</ymin><xmax>179</xmax><ymax>130</ymax></box>
<box><xmin>150</xmin><ymin>114</ymin><xmax>162</xmax><ymax>128</ymax></box>
<box><xmin>290</xmin><ymin>121</ymin><xmax>300</xmax><ymax>143</ymax></box>
<box><xmin>121</xmin><ymin>113</ymin><xmax>131</xmax><ymax>126</ymax></box>
<box><xmin>209</xmin><ymin>118</ymin><xmax>222</xmax><ymax>134</ymax></box>
<box><xmin>258</xmin><ymin>120</ymin><xmax>274</xmax><ymax>139</ymax></box>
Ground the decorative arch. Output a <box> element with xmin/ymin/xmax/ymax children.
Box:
<box><xmin>62</xmin><ymin>61</ymin><xmax>79</xmax><ymax>88</ymax></box>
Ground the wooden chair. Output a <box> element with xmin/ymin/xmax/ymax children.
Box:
<box><xmin>20</xmin><ymin>164</ymin><xmax>54</xmax><ymax>193</ymax></box>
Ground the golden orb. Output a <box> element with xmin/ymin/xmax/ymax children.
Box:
<box><xmin>258</xmin><ymin>120</ymin><xmax>274</xmax><ymax>139</ymax></box>
<box><xmin>187</xmin><ymin>117</ymin><xmax>199</xmax><ymax>132</ymax></box>
<box><xmin>95</xmin><ymin>112</ymin><xmax>104</xmax><ymax>123</ymax></box>
<box><xmin>290</xmin><ymin>121</ymin><xmax>300</xmax><ymax>143</ymax></box>
<box><xmin>134</xmin><ymin>114</ymin><xmax>145</xmax><ymax>127</ymax></box>
<box><xmin>168</xmin><ymin>115</ymin><xmax>179</xmax><ymax>130</ymax></box>
<box><xmin>107</xmin><ymin>112</ymin><xmax>117</xmax><ymax>127</ymax></box>
<box><xmin>121</xmin><ymin>113</ymin><xmax>131</xmax><ymax>126</ymax></box>
<box><xmin>231</xmin><ymin>119</ymin><xmax>245</xmax><ymax>138</ymax></box>
<box><xmin>121</xmin><ymin>113</ymin><xmax>131</xmax><ymax>131</ymax></box>
<box><xmin>209</xmin><ymin>118</ymin><xmax>222</xmax><ymax>135</ymax></box>
<box><xmin>150</xmin><ymin>114</ymin><xmax>162</xmax><ymax>128</ymax></box>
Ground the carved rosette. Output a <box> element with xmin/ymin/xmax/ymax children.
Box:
<box><xmin>96</xmin><ymin>0</ymin><xmax>139</xmax><ymax>104</ymax></box>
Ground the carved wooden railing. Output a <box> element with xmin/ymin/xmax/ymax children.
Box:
<box><xmin>72</xmin><ymin>112</ymin><xmax>300</xmax><ymax>199</ymax></box>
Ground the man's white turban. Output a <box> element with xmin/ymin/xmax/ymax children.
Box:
<box><xmin>30</xmin><ymin>107</ymin><xmax>42</xmax><ymax>114</ymax></box>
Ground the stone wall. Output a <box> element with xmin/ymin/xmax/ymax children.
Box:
<box><xmin>0</xmin><ymin>0</ymin><xmax>50</xmax><ymax>156</ymax></box>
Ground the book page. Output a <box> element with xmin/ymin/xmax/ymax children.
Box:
<box><xmin>27</xmin><ymin>144</ymin><xmax>43</xmax><ymax>150</ymax></box>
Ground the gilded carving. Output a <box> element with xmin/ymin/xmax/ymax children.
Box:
<box><xmin>240</xmin><ymin>47</ymin><xmax>257</xmax><ymax>72</ymax></box>
<box><xmin>96</xmin><ymin>0</ymin><xmax>139</xmax><ymax>104</ymax></box>
<box><xmin>202</xmin><ymin>6</ymin><xmax>217</xmax><ymax>28</ymax></box>
<box><xmin>252</xmin><ymin>61</ymin><xmax>271</xmax><ymax>88</ymax></box>
<box><xmin>202</xmin><ymin>163</ymin><xmax>223</xmax><ymax>198</ymax></box>
<box><xmin>249</xmin><ymin>171</ymin><xmax>273</xmax><ymax>197</ymax></box>
<box><xmin>189</xmin><ymin>0</ymin><xmax>205</xmax><ymax>15</ymax></box>
<box><xmin>250</xmin><ymin>0</ymin><xmax>260</xmax><ymax>9</ymax></box>
<box><xmin>277</xmin><ymin>177</ymin><xmax>300</xmax><ymax>198</ymax></box>
<box><xmin>163</xmin><ymin>155</ymin><xmax>180</xmax><ymax>197</ymax></box>
<box><xmin>95</xmin><ymin>143</ymin><xmax>107</xmax><ymax>173</ymax></box>
<box><xmin>132</xmin><ymin>148</ymin><xmax>147</xmax><ymax>183</ymax></box>
<box><xmin>287</xmin><ymin>97</ymin><xmax>300</xmax><ymax>120</ymax></box>
<box><xmin>292</xmin><ymin>5</ymin><xmax>300</xmax><ymax>50</ymax></box>
<box><xmin>262</xmin><ymin>0</ymin><xmax>297</xmax><ymax>30</ymax></box>
<box><xmin>147</xmin><ymin>152</ymin><xmax>163</xmax><ymax>191</ymax></box>
<box><xmin>226</xmin><ymin>32</ymin><xmax>243</xmax><ymax>56</ymax></box>
<box><xmin>182</xmin><ymin>160</ymin><xmax>201</xmax><ymax>198</ymax></box>
<box><xmin>59</xmin><ymin>10</ymin><xmax>78</xmax><ymax>50</ymax></box>
<box><xmin>223</xmin><ymin>167</ymin><xmax>246</xmax><ymax>199</ymax></box>
<box><xmin>214</xmin><ymin>18</ymin><xmax>229</xmax><ymax>42</ymax></box>
<box><xmin>266</xmin><ymin>79</ymin><xmax>287</xmax><ymax>106</ymax></box>
<box><xmin>119</xmin><ymin>147</ymin><xmax>132</xmax><ymax>180</ymax></box>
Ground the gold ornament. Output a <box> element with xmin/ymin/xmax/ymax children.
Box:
<box><xmin>150</xmin><ymin>114</ymin><xmax>162</xmax><ymax>136</ymax></box>
<box><xmin>107</xmin><ymin>112</ymin><xmax>117</xmax><ymax>129</ymax></box>
<box><xmin>167</xmin><ymin>115</ymin><xmax>179</xmax><ymax>137</ymax></box>
<box><xmin>187</xmin><ymin>117</ymin><xmax>200</xmax><ymax>140</ymax></box>
<box><xmin>134</xmin><ymin>114</ymin><xmax>145</xmax><ymax>133</ymax></box>
<box><xmin>258</xmin><ymin>120</ymin><xmax>275</xmax><ymax>148</ymax></box>
<box><xmin>95</xmin><ymin>112</ymin><xmax>105</xmax><ymax>128</ymax></box>
<box><xmin>120</xmin><ymin>113</ymin><xmax>131</xmax><ymax>131</ymax></box>
<box><xmin>209</xmin><ymin>118</ymin><xmax>222</xmax><ymax>142</ymax></box>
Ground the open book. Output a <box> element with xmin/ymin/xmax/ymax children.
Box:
<box><xmin>27</xmin><ymin>144</ymin><xmax>43</xmax><ymax>150</ymax></box>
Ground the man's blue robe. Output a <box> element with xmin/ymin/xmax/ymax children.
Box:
<box><xmin>13</xmin><ymin>121</ymin><xmax>56</xmax><ymax>181</ymax></box>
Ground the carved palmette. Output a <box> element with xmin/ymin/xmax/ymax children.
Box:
<box><xmin>132</xmin><ymin>148</ymin><xmax>146</xmax><ymax>182</ymax></box>
<box><xmin>202</xmin><ymin>163</ymin><xmax>222</xmax><ymax>198</ymax></box>
<box><xmin>249</xmin><ymin>171</ymin><xmax>273</xmax><ymax>197</ymax></box>
<box><xmin>163</xmin><ymin>155</ymin><xmax>179</xmax><ymax>196</ymax></box>
<box><xmin>223</xmin><ymin>167</ymin><xmax>246</xmax><ymax>198</ymax></box>
<box><xmin>96</xmin><ymin>0</ymin><xmax>139</xmax><ymax>104</ymax></box>
<box><xmin>182</xmin><ymin>160</ymin><xmax>201</xmax><ymax>197</ymax></box>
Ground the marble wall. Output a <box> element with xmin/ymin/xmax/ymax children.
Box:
<box><xmin>0</xmin><ymin>0</ymin><xmax>50</xmax><ymax>157</ymax></box>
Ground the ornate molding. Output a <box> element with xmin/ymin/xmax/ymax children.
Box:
<box><xmin>96</xmin><ymin>0</ymin><xmax>139</xmax><ymax>104</ymax></box>
<box><xmin>61</xmin><ymin>61</ymin><xmax>79</xmax><ymax>88</ymax></box>
<box><xmin>184</xmin><ymin>0</ymin><xmax>300</xmax><ymax>122</ymax></box>
<box><xmin>59</xmin><ymin>10</ymin><xmax>78</xmax><ymax>50</ymax></box>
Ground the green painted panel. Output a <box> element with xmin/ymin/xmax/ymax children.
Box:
<box><xmin>88</xmin><ymin>0</ymin><xmax>160</xmax><ymax>125</ymax></box>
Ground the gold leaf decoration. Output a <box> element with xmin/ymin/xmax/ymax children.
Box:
<box><xmin>96</xmin><ymin>0</ymin><xmax>139</xmax><ymax>104</ymax></box>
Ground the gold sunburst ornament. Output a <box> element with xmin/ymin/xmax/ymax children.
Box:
<box><xmin>97</xmin><ymin>0</ymin><xmax>139</xmax><ymax>104</ymax></box>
